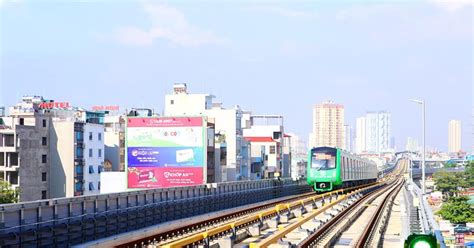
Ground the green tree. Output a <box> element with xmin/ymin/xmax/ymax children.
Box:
<box><xmin>0</xmin><ymin>180</ymin><xmax>19</xmax><ymax>204</ymax></box>
<box><xmin>433</xmin><ymin>171</ymin><xmax>467</xmax><ymax>198</ymax></box>
<box><xmin>437</xmin><ymin>196</ymin><xmax>474</xmax><ymax>224</ymax></box>
<box><xmin>465</xmin><ymin>161</ymin><xmax>474</xmax><ymax>187</ymax></box>
<box><xmin>443</xmin><ymin>161</ymin><xmax>457</xmax><ymax>168</ymax></box>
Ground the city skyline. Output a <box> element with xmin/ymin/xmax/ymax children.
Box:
<box><xmin>1</xmin><ymin>1</ymin><xmax>472</xmax><ymax>151</ymax></box>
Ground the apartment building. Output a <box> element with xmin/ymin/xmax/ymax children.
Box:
<box><xmin>310</xmin><ymin>101</ymin><xmax>345</xmax><ymax>149</ymax></box>
<box><xmin>164</xmin><ymin>83</ymin><xmax>250</xmax><ymax>182</ymax></box>
<box><xmin>0</xmin><ymin>96</ymin><xmax>51</xmax><ymax>201</ymax></box>
<box><xmin>50</xmin><ymin>110</ymin><xmax>104</xmax><ymax>197</ymax></box>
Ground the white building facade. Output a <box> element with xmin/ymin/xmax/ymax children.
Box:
<box><xmin>344</xmin><ymin>124</ymin><xmax>353</xmax><ymax>152</ymax></box>
<box><xmin>164</xmin><ymin>83</ymin><xmax>213</xmax><ymax>116</ymax></box>
<box><xmin>448</xmin><ymin>120</ymin><xmax>462</xmax><ymax>153</ymax></box>
<box><xmin>103</xmin><ymin>115</ymin><xmax>125</xmax><ymax>171</ymax></box>
<box><xmin>205</xmin><ymin>103</ymin><xmax>249</xmax><ymax>181</ymax></box>
<box><xmin>365</xmin><ymin>111</ymin><xmax>391</xmax><ymax>153</ymax></box>
<box><xmin>164</xmin><ymin>83</ymin><xmax>250</xmax><ymax>182</ymax></box>
<box><xmin>50</xmin><ymin>111</ymin><xmax>105</xmax><ymax>198</ymax></box>
<box><xmin>83</xmin><ymin>124</ymin><xmax>104</xmax><ymax>195</ymax></box>
<box><xmin>243</xmin><ymin>114</ymin><xmax>287</xmax><ymax>178</ymax></box>
<box><xmin>406</xmin><ymin>137</ymin><xmax>420</xmax><ymax>152</ymax></box>
<box><xmin>310</xmin><ymin>101</ymin><xmax>345</xmax><ymax>149</ymax></box>
<box><xmin>286</xmin><ymin>133</ymin><xmax>307</xmax><ymax>178</ymax></box>
<box><xmin>355</xmin><ymin>117</ymin><xmax>367</xmax><ymax>154</ymax></box>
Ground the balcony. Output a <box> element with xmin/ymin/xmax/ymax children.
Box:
<box><xmin>0</xmin><ymin>133</ymin><xmax>17</xmax><ymax>152</ymax></box>
<box><xmin>75</xmin><ymin>174</ymin><xmax>84</xmax><ymax>182</ymax></box>
<box><xmin>75</xmin><ymin>158</ymin><xmax>84</xmax><ymax>166</ymax></box>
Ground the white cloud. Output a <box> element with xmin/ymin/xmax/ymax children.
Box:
<box><xmin>113</xmin><ymin>2</ymin><xmax>227</xmax><ymax>47</ymax></box>
<box><xmin>333</xmin><ymin>2</ymin><xmax>471</xmax><ymax>45</ymax></box>
<box><xmin>247</xmin><ymin>5</ymin><xmax>318</xmax><ymax>19</ymax></box>
<box><xmin>115</xmin><ymin>27</ymin><xmax>154</xmax><ymax>46</ymax></box>
<box><xmin>429</xmin><ymin>0</ymin><xmax>473</xmax><ymax>13</ymax></box>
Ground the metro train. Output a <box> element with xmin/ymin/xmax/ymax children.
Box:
<box><xmin>307</xmin><ymin>146</ymin><xmax>378</xmax><ymax>192</ymax></box>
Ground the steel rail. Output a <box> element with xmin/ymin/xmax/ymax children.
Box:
<box><xmin>355</xmin><ymin>179</ymin><xmax>405</xmax><ymax>248</ymax></box>
<box><xmin>252</xmin><ymin>182</ymin><xmax>383</xmax><ymax>248</ymax></box>
<box><xmin>151</xmin><ymin>183</ymin><xmax>375</xmax><ymax>248</ymax></box>
<box><xmin>296</xmin><ymin>181</ymin><xmax>395</xmax><ymax>248</ymax></box>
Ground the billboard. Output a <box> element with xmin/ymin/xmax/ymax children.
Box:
<box><xmin>126</xmin><ymin>117</ymin><xmax>206</xmax><ymax>188</ymax></box>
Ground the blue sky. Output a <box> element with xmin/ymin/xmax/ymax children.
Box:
<box><xmin>1</xmin><ymin>0</ymin><xmax>472</xmax><ymax>152</ymax></box>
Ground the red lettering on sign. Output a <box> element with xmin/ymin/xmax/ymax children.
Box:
<box><xmin>91</xmin><ymin>105</ymin><xmax>119</xmax><ymax>111</ymax></box>
<box><xmin>38</xmin><ymin>102</ymin><xmax>70</xmax><ymax>109</ymax></box>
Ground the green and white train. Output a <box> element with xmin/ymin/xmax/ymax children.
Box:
<box><xmin>307</xmin><ymin>147</ymin><xmax>378</xmax><ymax>192</ymax></box>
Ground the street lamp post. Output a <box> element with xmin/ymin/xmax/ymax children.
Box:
<box><xmin>411</xmin><ymin>99</ymin><xmax>426</xmax><ymax>194</ymax></box>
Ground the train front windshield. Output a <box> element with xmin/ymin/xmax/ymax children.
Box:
<box><xmin>311</xmin><ymin>150</ymin><xmax>336</xmax><ymax>170</ymax></box>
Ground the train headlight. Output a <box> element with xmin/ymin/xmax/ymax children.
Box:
<box><xmin>404</xmin><ymin>233</ymin><xmax>438</xmax><ymax>248</ymax></box>
<box><xmin>412</xmin><ymin>240</ymin><xmax>430</xmax><ymax>248</ymax></box>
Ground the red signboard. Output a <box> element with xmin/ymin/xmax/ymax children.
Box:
<box><xmin>38</xmin><ymin>102</ymin><xmax>70</xmax><ymax>109</ymax></box>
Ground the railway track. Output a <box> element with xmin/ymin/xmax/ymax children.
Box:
<box><xmin>117</xmin><ymin>183</ymin><xmax>373</xmax><ymax>248</ymax></box>
<box><xmin>296</xmin><ymin>178</ymin><xmax>404</xmax><ymax>248</ymax></box>
<box><xmin>118</xmin><ymin>161</ymin><xmax>407</xmax><ymax>248</ymax></box>
<box><xmin>296</xmin><ymin>161</ymin><xmax>406</xmax><ymax>248</ymax></box>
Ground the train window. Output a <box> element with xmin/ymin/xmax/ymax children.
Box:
<box><xmin>341</xmin><ymin>156</ymin><xmax>344</xmax><ymax>178</ymax></box>
<box><xmin>357</xmin><ymin>160</ymin><xmax>360</xmax><ymax>177</ymax></box>
<box><xmin>346</xmin><ymin>157</ymin><xmax>350</xmax><ymax>179</ymax></box>
<box><xmin>350</xmin><ymin>159</ymin><xmax>352</xmax><ymax>178</ymax></box>
<box><xmin>311</xmin><ymin>152</ymin><xmax>336</xmax><ymax>170</ymax></box>
<box><xmin>356</xmin><ymin>160</ymin><xmax>359</xmax><ymax>177</ymax></box>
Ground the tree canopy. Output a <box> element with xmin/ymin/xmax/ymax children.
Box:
<box><xmin>464</xmin><ymin>161</ymin><xmax>474</xmax><ymax>187</ymax></box>
<box><xmin>437</xmin><ymin>196</ymin><xmax>474</xmax><ymax>224</ymax></box>
<box><xmin>434</xmin><ymin>161</ymin><xmax>474</xmax><ymax>224</ymax></box>
<box><xmin>433</xmin><ymin>160</ymin><xmax>474</xmax><ymax>198</ymax></box>
<box><xmin>433</xmin><ymin>171</ymin><xmax>467</xmax><ymax>198</ymax></box>
<box><xmin>0</xmin><ymin>180</ymin><xmax>19</xmax><ymax>204</ymax></box>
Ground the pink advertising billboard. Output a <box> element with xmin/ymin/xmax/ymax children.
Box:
<box><xmin>126</xmin><ymin>117</ymin><xmax>206</xmax><ymax>188</ymax></box>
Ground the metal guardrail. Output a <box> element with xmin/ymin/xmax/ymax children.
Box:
<box><xmin>411</xmin><ymin>182</ymin><xmax>447</xmax><ymax>248</ymax></box>
<box><xmin>0</xmin><ymin>178</ymin><xmax>311</xmax><ymax>247</ymax></box>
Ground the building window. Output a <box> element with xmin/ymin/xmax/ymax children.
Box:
<box><xmin>170</xmin><ymin>100</ymin><xmax>174</xmax><ymax>105</ymax></box>
<box><xmin>19</xmin><ymin>118</ymin><xmax>24</xmax><ymax>125</ymax></box>
<box><xmin>273</xmin><ymin>132</ymin><xmax>281</xmax><ymax>140</ymax></box>
<box><xmin>89</xmin><ymin>165</ymin><xmax>95</xmax><ymax>174</ymax></box>
<box><xmin>41</xmin><ymin>191</ymin><xmax>47</xmax><ymax>199</ymax></box>
<box><xmin>76</xmin><ymin>148</ymin><xmax>83</xmax><ymax>157</ymax></box>
<box><xmin>42</xmin><ymin>172</ymin><xmax>47</xmax><ymax>182</ymax></box>
<box><xmin>42</xmin><ymin>137</ymin><xmax>47</xmax><ymax>146</ymax></box>
<box><xmin>270</xmin><ymin>146</ymin><xmax>276</xmax><ymax>154</ymax></box>
<box><xmin>98</xmin><ymin>133</ymin><xmax>102</xmax><ymax>141</ymax></box>
<box><xmin>42</xmin><ymin>154</ymin><xmax>47</xmax><ymax>163</ymax></box>
<box><xmin>89</xmin><ymin>132</ymin><xmax>93</xmax><ymax>141</ymax></box>
<box><xmin>98</xmin><ymin>165</ymin><xmax>103</xmax><ymax>173</ymax></box>
<box><xmin>89</xmin><ymin>182</ymin><xmax>95</xmax><ymax>191</ymax></box>
<box><xmin>75</xmin><ymin>131</ymin><xmax>83</xmax><ymax>141</ymax></box>
<box><xmin>98</xmin><ymin>149</ymin><xmax>102</xmax><ymax>158</ymax></box>
<box><xmin>75</xmin><ymin>165</ymin><xmax>83</xmax><ymax>174</ymax></box>
<box><xmin>75</xmin><ymin>182</ymin><xmax>83</xmax><ymax>192</ymax></box>
<box><xmin>89</xmin><ymin>149</ymin><xmax>93</xmax><ymax>157</ymax></box>
<box><xmin>98</xmin><ymin>182</ymin><xmax>101</xmax><ymax>190</ymax></box>
<box><xmin>42</xmin><ymin>119</ymin><xmax>47</xmax><ymax>127</ymax></box>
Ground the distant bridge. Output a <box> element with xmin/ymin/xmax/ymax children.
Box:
<box><xmin>411</xmin><ymin>167</ymin><xmax>465</xmax><ymax>179</ymax></box>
